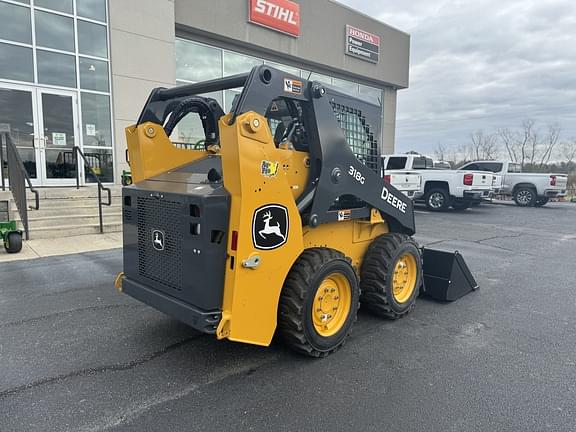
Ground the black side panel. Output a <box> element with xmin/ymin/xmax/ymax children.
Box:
<box><xmin>122</xmin><ymin>167</ymin><xmax>229</xmax><ymax>314</ymax></box>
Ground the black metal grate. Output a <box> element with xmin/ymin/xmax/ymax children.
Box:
<box><xmin>137</xmin><ymin>196</ymin><xmax>183</xmax><ymax>291</ymax></box>
<box><xmin>330</xmin><ymin>102</ymin><xmax>379</xmax><ymax>172</ymax></box>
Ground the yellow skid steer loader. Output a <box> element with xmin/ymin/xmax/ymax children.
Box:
<box><xmin>115</xmin><ymin>66</ymin><xmax>477</xmax><ymax>357</ymax></box>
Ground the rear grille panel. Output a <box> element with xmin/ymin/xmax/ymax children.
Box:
<box><xmin>137</xmin><ymin>197</ymin><xmax>183</xmax><ymax>291</ymax></box>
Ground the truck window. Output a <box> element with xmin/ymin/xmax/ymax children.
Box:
<box><xmin>480</xmin><ymin>162</ymin><xmax>503</xmax><ymax>173</ymax></box>
<box><xmin>461</xmin><ymin>163</ymin><xmax>480</xmax><ymax>170</ymax></box>
<box><xmin>386</xmin><ymin>157</ymin><xmax>407</xmax><ymax>170</ymax></box>
<box><xmin>412</xmin><ymin>157</ymin><xmax>433</xmax><ymax>169</ymax></box>
<box><xmin>508</xmin><ymin>163</ymin><xmax>521</xmax><ymax>173</ymax></box>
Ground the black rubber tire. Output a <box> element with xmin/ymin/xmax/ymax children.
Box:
<box><xmin>452</xmin><ymin>200</ymin><xmax>471</xmax><ymax>211</ymax></box>
<box><xmin>4</xmin><ymin>232</ymin><xmax>23</xmax><ymax>254</ymax></box>
<box><xmin>277</xmin><ymin>248</ymin><xmax>359</xmax><ymax>357</ymax></box>
<box><xmin>534</xmin><ymin>197</ymin><xmax>549</xmax><ymax>207</ymax></box>
<box><xmin>360</xmin><ymin>233</ymin><xmax>422</xmax><ymax>319</ymax></box>
<box><xmin>424</xmin><ymin>187</ymin><xmax>450</xmax><ymax>211</ymax></box>
<box><xmin>513</xmin><ymin>187</ymin><xmax>536</xmax><ymax>207</ymax></box>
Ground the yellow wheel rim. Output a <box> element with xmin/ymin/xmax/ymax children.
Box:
<box><xmin>312</xmin><ymin>272</ymin><xmax>352</xmax><ymax>337</ymax></box>
<box><xmin>392</xmin><ymin>253</ymin><xmax>418</xmax><ymax>304</ymax></box>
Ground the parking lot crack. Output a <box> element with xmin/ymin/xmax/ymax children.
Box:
<box><xmin>0</xmin><ymin>304</ymin><xmax>146</xmax><ymax>329</ymax></box>
<box><xmin>0</xmin><ymin>335</ymin><xmax>201</xmax><ymax>400</ymax></box>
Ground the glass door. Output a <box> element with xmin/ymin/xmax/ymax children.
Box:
<box><xmin>35</xmin><ymin>89</ymin><xmax>79</xmax><ymax>186</ymax></box>
<box><xmin>0</xmin><ymin>85</ymin><xmax>39</xmax><ymax>183</ymax></box>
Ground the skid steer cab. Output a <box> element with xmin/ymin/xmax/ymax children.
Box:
<box><xmin>115</xmin><ymin>66</ymin><xmax>478</xmax><ymax>357</ymax></box>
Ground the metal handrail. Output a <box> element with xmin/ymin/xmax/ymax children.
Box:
<box><xmin>73</xmin><ymin>146</ymin><xmax>112</xmax><ymax>233</ymax></box>
<box><xmin>0</xmin><ymin>133</ymin><xmax>40</xmax><ymax>240</ymax></box>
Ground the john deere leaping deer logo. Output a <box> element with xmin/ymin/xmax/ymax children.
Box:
<box><xmin>152</xmin><ymin>230</ymin><xmax>165</xmax><ymax>251</ymax></box>
<box><xmin>252</xmin><ymin>205</ymin><xmax>289</xmax><ymax>250</ymax></box>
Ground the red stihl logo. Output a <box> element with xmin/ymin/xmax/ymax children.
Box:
<box><xmin>249</xmin><ymin>0</ymin><xmax>301</xmax><ymax>37</ymax></box>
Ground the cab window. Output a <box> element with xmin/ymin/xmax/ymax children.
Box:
<box><xmin>386</xmin><ymin>157</ymin><xmax>407</xmax><ymax>170</ymax></box>
<box><xmin>413</xmin><ymin>156</ymin><xmax>433</xmax><ymax>169</ymax></box>
<box><xmin>508</xmin><ymin>163</ymin><xmax>521</xmax><ymax>173</ymax></box>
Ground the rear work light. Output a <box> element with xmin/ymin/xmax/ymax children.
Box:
<box><xmin>384</xmin><ymin>175</ymin><xmax>391</xmax><ymax>183</ymax></box>
<box><xmin>550</xmin><ymin>175</ymin><xmax>557</xmax><ymax>186</ymax></box>
<box><xmin>463</xmin><ymin>173</ymin><xmax>474</xmax><ymax>186</ymax></box>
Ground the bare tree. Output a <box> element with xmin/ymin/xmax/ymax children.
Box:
<box><xmin>434</xmin><ymin>142</ymin><xmax>447</xmax><ymax>161</ymax></box>
<box><xmin>559</xmin><ymin>139</ymin><xmax>576</xmax><ymax>165</ymax></box>
<box><xmin>470</xmin><ymin>130</ymin><xmax>498</xmax><ymax>160</ymax></box>
<box><xmin>497</xmin><ymin>120</ymin><xmax>537</xmax><ymax>168</ymax></box>
<box><xmin>538</xmin><ymin>124</ymin><xmax>561</xmax><ymax>168</ymax></box>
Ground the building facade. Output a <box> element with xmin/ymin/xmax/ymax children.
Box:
<box><xmin>0</xmin><ymin>0</ymin><xmax>410</xmax><ymax>186</ymax></box>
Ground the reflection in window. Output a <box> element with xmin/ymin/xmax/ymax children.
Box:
<box><xmin>224</xmin><ymin>89</ymin><xmax>241</xmax><ymax>113</ymax></box>
<box><xmin>0</xmin><ymin>2</ymin><xmax>31</xmax><ymax>44</ymax></box>
<box><xmin>223</xmin><ymin>51</ymin><xmax>262</xmax><ymax>76</ymax></box>
<box><xmin>332</xmin><ymin>78</ymin><xmax>359</xmax><ymax>96</ymax></box>
<box><xmin>35</xmin><ymin>0</ymin><xmax>73</xmax><ymax>14</ymax></box>
<box><xmin>264</xmin><ymin>61</ymin><xmax>300</xmax><ymax>77</ymax></box>
<box><xmin>308</xmin><ymin>72</ymin><xmax>332</xmax><ymax>85</ymax></box>
<box><xmin>78</xmin><ymin>20</ymin><xmax>108</xmax><ymax>58</ymax></box>
<box><xmin>359</xmin><ymin>84</ymin><xmax>382</xmax><ymax>104</ymax></box>
<box><xmin>79</xmin><ymin>57</ymin><xmax>109</xmax><ymax>92</ymax></box>
<box><xmin>0</xmin><ymin>43</ymin><xmax>33</xmax><ymax>82</ymax></box>
<box><xmin>77</xmin><ymin>0</ymin><xmax>106</xmax><ymax>22</ymax></box>
<box><xmin>37</xmin><ymin>50</ymin><xmax>76</xmax><ymax>87</ymax></box>
<box><xmin>176</xmin><ymin>40</ymin><xmax>222</xmax><ymax>82</ymax></box>
<box><xmin>0</xmin><ymin>88</ymin><xmax>35</xmax><ymax>149</ymax></box>
<box><xmin>35</xmin><ymin>10</ymin><xmax>75</xmax><ymax>52</ymax></box>
<box><xmin>81</xmin><ymin>93</ymin><xmax>112</xmax><ymax>147</ymax></box>
<box><xmin>84</xmin><ymin>148</ymin><xmax>113</xmax><ymax>182</ymax></box>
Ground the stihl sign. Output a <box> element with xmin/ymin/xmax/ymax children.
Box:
<box><xmin>346</xmin><ymin>25</ymin><xmax>380</xmax><ymax>63</ymax></box>
<box><xmin>249</xmin><ymin>0</ymin><xmax>301</xmax><ymax>37</ymax></box>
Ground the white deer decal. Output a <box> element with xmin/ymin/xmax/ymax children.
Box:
<box><xmin>259</xmin><ymin>211</ymin><xmax>286</xmax><ymax>241</ymax></box>
<box><xmin>153</xmin><ymin>231</ymin><xmax>164</xmax><ymax>250</ymax></box>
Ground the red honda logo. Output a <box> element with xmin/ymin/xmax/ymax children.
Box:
<box><xmin>249</xmin><ymin>0</ymin><xmax>301</xmax><ymax>37</ymax></box>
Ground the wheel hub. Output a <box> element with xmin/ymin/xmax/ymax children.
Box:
<box><xmin>392</xmin><ymin>253</ymin><xmax>418</xmax><ymax>303</ymax></box>
<box><xmin>313</xmin><ymin>273</ymin><xmax>351</xmax><ymax>337</ymax></box>
<box><xmin>429</xmin><ymin>192</ymin><xmax>444</xmax><ymax>208</ymax></box>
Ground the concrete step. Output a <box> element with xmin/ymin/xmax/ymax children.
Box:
<box><xmin>26</xmin><ymin>186</ymin><xmax>122</xmax><ymax>200</ymax></box>
<box><xmin>23</xmin><ymin>204</ymin><xmax>122</xmax><ymax>218</ymax></box>
<box><xmin>27</xmin><ymin>222</ymin><xmax>123</xmax><ymax>239</ymax></box>
<box><xmin>18</xmin><ymin>213</ymin><xmax>122</xmax><ymax>229</ymax></box>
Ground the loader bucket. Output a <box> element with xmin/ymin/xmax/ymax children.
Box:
<box><xmin>421</xmin><ymin>248</ymin><xmax>479</xmax><ymax>301</ymax></box>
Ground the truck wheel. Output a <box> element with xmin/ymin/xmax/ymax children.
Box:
<box><xmin>360</xmin><ymin>233</ymin><xmax>422</xmax><ymax>319</ymax></box>
<box><xmin>278</xmin><ymin>248</ymin><xmax>359</xmax><ymax>357</ymax></box>
<box><xmin>452</xmin><ymin>200</ymin><xmax>471</xmax><ymax>211</ymax></box>
<box><xmin>514</xmin><ymin>187</ymin><xmax>536</xmax><ymax>207</ymax></box>
<box><xmin>425</xmin><ymin>188</ymin><xmax>450</xmax><ymax>211</ymax></box>
<box><xmin>534</xmin><ymin>197</ymin><xmax>549</xmax><ymax>207</ymax></box>
<box><xmin>4</xmin><ymin>232</ymin><xmax>23</xmax><ymax>253</ymax></box>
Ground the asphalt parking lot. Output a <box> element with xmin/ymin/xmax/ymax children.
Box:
<box><xmin>1</xmin><ymin>201</ymin><xmax>575</xmax><ymax>432</ymax></box>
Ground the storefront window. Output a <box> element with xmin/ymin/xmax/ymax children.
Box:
<box><xmin>223</xmin><ymin>51</ymin><xmax>262</xmax><ymax>76</ymax></box>
<box><xmin>79</xmin><ymin>57</ymin><xmax>109</xmax><ymax>92</ymax></box>
<box><xmin>359</xmin><ymin>84</ymin><xmax>382</xmax><ymax>104</ymax></box>
<box><xmin>77</xmin><ymin>0</ymin><xmax>106</xmax><ymax>22</ymax></box>
<box><xmin>308</xmin><ymin>72</ymin><xmax>332</xmax><ymax>85</ymax></box>
<box><xmin>84</xmin><ymin>148</ymin><xmax>113</xmax><ymax>183</ymax></box>
<box><xmin>35</xmin><ymin>10</ymin><xmax>75</xmax><ymax>52</ymax></box>
<box><xmin>171</xmin><ymin>91</ymin><xmax>223</xmax><ymax>146</ymax></box>
<box><xmin>0</xmin><ymin>2</ymin><xmax>31</xmax><ymax>44</ymax></box>
<box><xmin>264</xmin><ymin>61</ymin><xmax>300</xmax><ymax>77</ymax></box>
<box><xmin>0</xmin><ymin>43</ymin><xmax>33</xmax><ymax>82</ymax></box>
<box><xmin>176</xmin><ymin>40</ymin><xmax>222</xmax><ymax>82</ymax></box>
<box><xmin>37</xmin><ymin>50</ymin><xmax>76</xmax><ymax>87</ymax></box>
<box><xmin>81</xmin><ymin>93</ymin><xmax>111</xmax><ymax>147</ymax></box>
<box><xmin>35</xmin><ymin>0</ymin><xmax>73</xmax><ymax>14</ymax></box>
<box><xmin>78</xmin><ymin>20</ymin><xmax>108</xmax><ymax>58</ymax></box>
<box><xmin>332</xmin><ymin>78</ymin><xmax>359</xmax><ymax>96</ymax></box>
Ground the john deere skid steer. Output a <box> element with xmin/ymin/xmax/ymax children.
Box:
<box><xmin>115</xmin><ymin>66</ymin><xmax>477</xmax><ymax>357</ymax></box>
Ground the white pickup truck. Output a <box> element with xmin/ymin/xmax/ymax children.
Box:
<box><xmin>383</xmin><ymin>154</ymin><xmax>493</xmax><ymax>211</ymax></box>
<box><xmin>383</xmin><ymin>171</ymin><xmax>422</xmax><ymax>199</ymax></box>
<box><xmin>458</xmin><ymin>160</ymin><xmax>568</xmax><ymax>207</ymax></box>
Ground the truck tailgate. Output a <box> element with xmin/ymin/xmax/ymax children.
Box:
<box><xmin>472</xmin><ymin>172</ymin><xmax>492</xmax><ymax>188</ymax></box>
<box><xmin>556</xmin><ymin>175</ymin><xmax>568</xmax><ymax>190</ymax></box>
<box><xmin>387</xmin><ymin>172</ymin><xmax>421</xmax><ymax>191</ymax></box>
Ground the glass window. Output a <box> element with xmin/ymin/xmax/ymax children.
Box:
<box><xmin>77</xmin><ymin>0</ymin><xmax>106</xmax><ymax>22</ymax></box>
<box><xmin>224</xmin><ymin>89</ymin><xmax>241</xmax><ymax>113</ymax></box>
<box><xmin>84</xmin><ymin>148</ymin><xmax>113</xmax><ymax>182</ymax></box>
<box><xmin>508</xmin><ymin>163</ymin><xmax>522</xmax><ymax>173</ymax></box>
<box><xmin>0</xmin><ymin>43</ymin><xmax>33</xmax><ymax>82</ymax></box>
<box><xmin>79</xmin><ymin>57</ymin><xmax>109</xmax><ymax>92</ymax></box>
<box><xmin>35</xmin><ymin>10</ymin><xmax>75</xmax><ymax>52</ymax></box>
<box><xmin>308</xmin><ymin>72</ymin><xmax>332</xmax><ymax>85</ymax></box>
<box><xmin>332</xmin><ymin>78</ymin><xmax>358</xmax><ymax>96</ymax></box>
<box><xmin>81</xmin><ymin>93</ymin><xmax>111</xmax><ymax>147</ymax></box>
<box><xmin>176</xmin><ymin>39</ymin><xmax>222</xmax><ymax>82</ymax></box>
<box><xmin>0</xmin><ymin>2</ymin><xmax>31</xmax><ymax>44</ymax></box>
<box><xmin>386</xmin><ymin>157</ymin><xmax>407</xmax><ymax>170</ymax></box>
<box><xmin>264</xmin><ymin>61</ymin><xmax>300</xmax><ymax>77</ymax></box>
<box><xmin>170</xmin><ymin>91</ymin><xmax>223</xmax><ymax>147</ymax></box>
<box><xmin>223</xmin><ymin>51</ymin><xmax>262</xmax><ymax>76</ymax></box>
<box><xmin>359</xmin><ymin>84</ymin><xmax>382</xmax><ymax>104</ymax></box>
<box><xmin>412</xmin><ymin>156</ymin><xmax>433</xmax><ymax>169</ymax></box>
<box><xmin>37</xmin><ymin>50</ymin><xmax>76</xmax><ymax>87</ymax></box>
<box><xmin>78</xmin><ymin>20</ymin><xmax>108</xmax><ymax>58</ymax></box>
<box><xmin>11</xmin><ymin>0</ymin><xmax>30</xmax><ymax>3</ymax></box>
<box><xmin>35</xmin><ymin>0</ymin><xmax>73</xmax><ymax>14</ymax></box>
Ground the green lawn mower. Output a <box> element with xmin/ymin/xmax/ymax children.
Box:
<box><xmin>1</xmin><ymin>220</ymin><xmax>22</xmax><ymax>254</ymax></box>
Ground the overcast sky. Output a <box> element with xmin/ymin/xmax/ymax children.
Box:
<box><xmin>338</xmin><ymin>0</ymin><xmax>576</xmax><ymax>154</ymax></box>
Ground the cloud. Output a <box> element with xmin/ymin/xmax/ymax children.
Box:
<box><xmin>338</xmin><ymin>0</ymin><xmax>576</xmax><ymax>154</ymax></box>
